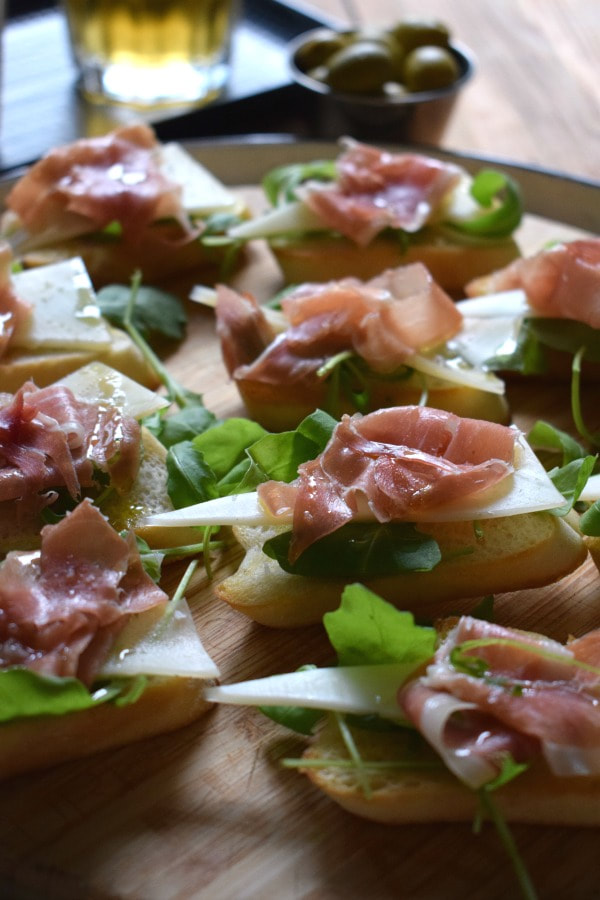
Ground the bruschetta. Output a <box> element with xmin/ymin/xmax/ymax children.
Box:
<box><xmin>227</xmin><ymin>138</ymin><xmax>523</xmax><ymax>295</ymax></box>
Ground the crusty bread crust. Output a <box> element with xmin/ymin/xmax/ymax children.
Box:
<box><xmin>0</xmin><ymin>326</ymin><xmax>159</xmax><ymax>393</ymax></box>
<box><xmin>0</xmin><ymin>428</ymin><xmax>202</xmax><ymax>555</ymax></box>
<box><xmin>302</xmin><ymin>719</ymin><xmax>600</xmax><ymax>826</ymax></box>
<box><xmin>0</xmin><ymin>676</ymin><xmax>213</xmax><ymax>779</ymax></box>
<box><xmin>268</xmin><ymin>233</ymin><xmax>521</xmax><ymax>297</ymax></box>
<box><xmin>236</xmin><ymin>369</ymin><xmax>510</xmax><ymax>432</ymax></box>
<box><xmin>215</xmin><ymin>513</ymin><xmax>587</xmax><ymax>627</ymax></box>
<box><xmin>17</xmin><ymin>215</ymin><xmax>247</xmax><ymax>289</ymax></box>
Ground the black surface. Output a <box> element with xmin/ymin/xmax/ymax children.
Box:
<box><xmin>0</xmin><ymin>0</ymin><xmax>336</xmax><ymax>174</ymax></box>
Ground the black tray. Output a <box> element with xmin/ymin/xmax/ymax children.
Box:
<box><xmin>0</xmin><ymin>0</ymin><xmax>335</xmax><ymax>174</ymax></box>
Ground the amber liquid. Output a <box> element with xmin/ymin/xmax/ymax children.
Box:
<box><xmin>63</xmin><ymin>0</ymin><xmax>235</xmax><ymax>106</ymax></box>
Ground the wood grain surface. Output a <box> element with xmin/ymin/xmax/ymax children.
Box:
<box><xmin>0</xmin><ymin>174</ymin><xmax>599</xmax><ymax>900</ymax></box>
<box><xmin>305</xmin><ymin>0</ymin><xmax>600</xmax><ymax>182</ymax></box>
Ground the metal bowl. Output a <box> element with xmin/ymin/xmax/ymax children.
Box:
<box><xmin>287</xmin><ymin>28</ymin><xmax>475</xmax><ymax>141</ymax></box>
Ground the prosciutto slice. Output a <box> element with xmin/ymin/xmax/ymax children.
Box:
<box><xmin>400</xmin><ymin>616</ymin><xmax>600</xmax><ymax>788</ymax></box>
<box><xmin>466</xmin><ymin>239</ymin><xmax>600</xmax><ymax>329</ymax></box>
<box><xmin>0</xmin><ymin>499</ymin><xmax>167</xmax><ymax>685</ymax></box>
<box><xmin>217</xmin><ymin>263</ymin><xmax>463</xmax><ymax>393</ymax></box>
<box><xmin>298</xmin><ymin>140</ymin><xmax>462</xmax><ymax>246</ymax></box>
<box><xmin>0</xmin><ymin>381</ymin><xmax>140</xmax><ymax>521</ymax></box>
<box><xmin>0</xmin><ymin>242</ymin><xmax>31</xmax><ymax>358</ymax></box>
<box><xmin>5</xmin><ymin>124</ymin><xmax>193</xmax><ymax>245</ymax></box>
<box><xmin>258</xmin><ymin>406</ymin><xmax>515</xmax><ymax>561</ymax></box>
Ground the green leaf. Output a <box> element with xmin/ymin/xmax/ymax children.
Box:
<box><xmin>166</xmin><ymin>441</ymin><xmax>218</xmax><ymax>509</ymax></box>
<box><xmin>528</xmin><ymin>318</ymin><xmax>600</xmax><ymax>362</ymax></box>
<box><xmin>548</xmin><ymin>454</ymin><xmax>597</xmax><ymax>514</ymax></box>
<box><xmin>445</xmin><ymin>170</ymin><xmax>522</xmax><ymax>238</ymax></box>
<box><xmin>97</xmin><ymin>284</ymin><xmax>187</xmax><ymax>343</ymax></box>
<box><xmin>324</xmin><ymin>584</ymin><xmax>436</xmax><ymax>667</ymax></box>
<box><xmin>263</xmin><ymin>522</ymin><xmax>441</xmax><ymax>579</ymax></box>
<box><xmin>130</xmin><ymin>534</ymin><xmax>164</xmax><ymax>582</ymax></box>
<box><xmin>259</xmin><ymin>665</ymin><xmax>324</xmax><ymax>735</ymax></box>
<box><xmin>247</xmin><ymin>410</ymin><xmax>337</xmax><ymax>483</ymax></box>
<box><xmin>263</xmin><ymin>160</ymin><xmax>337</xmax><ymax>206</ymax></box>
<box><xmin>147</xmin><ymin>405</ymin><xmax>218</xmax><ymax>449</ymax></box>
<box><xmin>484</xmin><ymin>753</ymin><xmax>530</xmax><ymax>792</ymax></box>
<box><xmin>527</xmin><ymin>420</ymin><xmax>586</xmax><ymax>466</ymax></box>
<box><xmin>192</xmin><ymin>418</ymin><xmax>267</xmax><ymax>482</ymax></box>
<box><xmin>580</xmin><ymin>500</ymin><xmax>600</xmax><ymax>536</ymax></box>
<box><xmin>0</xmin><ymin>669</ymin><xmax>120</xmax><ymax>721</ymax></box>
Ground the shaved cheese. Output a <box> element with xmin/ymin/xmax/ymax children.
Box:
<box><xmin>410</xmin><ymin>351</ymin><xmax>505</xmax><ymax>394</ymax></box>
<box><xmin>206</xmin><ymin>664</ymin><xmax>410</xmax><ymax>719</ymax></box>
<box><xmin>228</xmin><ymin>200</ymin><xmax>324</xmax><ymax>239</ymax></box>
<box><xmin>56</xmin><ymin>361</ymin><xmax>169</xmax><ymax>419</ymax></box>
<box><xmin>581</xmin><ymin>474</ymin><xmax>600</xmax><ymax>502</ymax></box>
<box><xmin>11</xmin><ymin>257</ymin><xmax>112</xmax><ymax>351</ymax></box>
<box><xmin>102</xmin><ymin>599</ymin><xmax>219</xmax><ymax>680</ymax></box>
<box><xmin>158</xmin><ymin>143</ymin><xmax>241</xmax><ymax>216</ymax></box>
<box><xmin>456</xmin><ymin>290</ymin><xmax>530</xmax><ymax>318</ymax></box>
<box><xmin>450</xmin><ymin>291</ymin><xmax>529</xmax><ymax>369</ymax></box>
<box><xmin>143</xmin><ymin>431</ymin><xmax>566</xmax><ymax>529</ymax></box>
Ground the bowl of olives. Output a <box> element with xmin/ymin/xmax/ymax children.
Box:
<box><xmin>288</xmin><ymin>18</ymin><xmax>474</xmax><ymax>138</ymax></box>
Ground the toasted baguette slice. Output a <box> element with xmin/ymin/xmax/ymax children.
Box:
<box><xmin>0</xmin><ymin>428</ymin><xmax>203</xmax><ymax>555</ymax></box>
<box><xmin>17</xmin><ymin>225</ymin><xmax>247</xmax><ymax>290</ymax></box>
<box><xmin>0</xmin><ymin>324</ymin><xmax>159</xmax><ymax>392</ymax></box>
<box><xmin>102</xmin><ymin>427</ymin><xmax>206</xmax><ymax>550</ymax></box>
<box><xmin>237</xmin><ymin>369</ymin><xmax>509</xmax><ymax>432</ymax></box>
<box><xmin>268</xmin><ymin>233</ymin><xmax>520</xmax><ymax>297</ymax></box>
<box><xmin>302</xmin><ymin>718</ymin><xmax>600</xmax><ymax>826</ymax></box>
<box><xmin>0</xmin><ymin>675</ymin><xmax>212</xmax><ymax>779</ymax></box>
<box><xmin>215</xmin><ymin>513</ymin><xmax>587</xmax><ymax>627</ymax></box>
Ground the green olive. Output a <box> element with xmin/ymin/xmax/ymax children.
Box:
<box><xmin>402</xmin><ymin>45</ymin><xmax>460</xmax><ymax>91</ymax></box>
<box><xmin>389</xmin><ymin>18</ymin><xmax>450</xmax><ymax>54</ymax></box>
<box><xmin>325</xmin><ymin>40</ymin><xmax>396</xmax><ymax>93</ymax></box>
<box><xmin>295</xmin><ymin>29</ymin><xmax>350</xmax><ymax>72</ymax></box>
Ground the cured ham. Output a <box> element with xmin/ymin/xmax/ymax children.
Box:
<box><xmin>400</xmin><ymin>616</ymin><xmax>600</xmax><ymax>788</ymax></box>
<box><xmin>0</xmin><ymin>381</ymin><xmax>140</xmax><ymax>522</ymax></box>
<box><xmin>216</xmin><ymin>284</ymin><xmax>276</xmax><ymax>377</ymax></box>
<box><xmin>216</xmin><ymin>263</ymin><xmax>463</xmax><ymax>390</ymax></box>
<box><xmin>466</xmin><ymin>239</ymin><xmax>600</xmax><ymax>329</ymax></box>
<box><xmin>297</xmin><ymin>140</ymin><xmax>462</xmax><ymax>246</ymax></box>
<box><xmin>0</xmin><ymin>499</ymin><xmax>167</xmax><ymax>685</ymax></box>
<box><xmin>0</xmin><ymin>242</ymin><xmax>31</xmax><ymax>358</ymax></box>
<box><xmin>5</xmin><ymin>124</ymin><xmax>193</xmax><ymax>245</ymax></box>
<box><xmin>258</xmin><ymin>406</ymin><xmax>515</xmax><ymax>562</ymax></box>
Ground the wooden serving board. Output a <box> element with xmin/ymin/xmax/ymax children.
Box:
<box><xmin>1</xmin><ymin>147</ymin><xmax>599</xmax><ymax>900</ymax></box>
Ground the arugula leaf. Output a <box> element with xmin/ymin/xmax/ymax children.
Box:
<box><xmin>192</xmin><ymin>418</ymin><xmax>267</xmax><ymax>482</ymax></box>
<box><xmin>246</xmin><ymin>410</ymin><xmax>336</xmax><ymax>484</ymax></box>
<box><xmin>527</xmin><ymin>420</ymin><xmax>587</xmax><ymax>466</ymax></box>
<box><xmin>580</xmin><ymin>500</ymin><xmax>600</xmax><ymax>536</ymax></box>
<box><xmin>528</xmin><ymin>318</ymin><xmax>600</xmax><ymax>362</ymax></box>
<box><xmin>547</xmin><ymin>454</ymin><xmax>597</xmax><ymax>514</ymax></box>
<box><xmin>263</xmin><ymin>522</ymin><xmax>441</xmax><ymax>579</ymax></box>
<box><xmin>324</xmin><ymin>584</ymin><xmax>436</xmax><ymax>667</ymax></box>
<box><xmin>130</xmin><ymin>534</ymin><xmax>164</xmax><ymax>582</ymax></box>
<box><xmin>145</xmin><ymin>404</ymin><xmax>217</xmax><ymax>449</ymax></box>
<box><xmin>0</xmin><ymin>669</ymin><xmax>125</xmax><ymax>721</ymax></box>
<box><xmin>483</xmin><ymin>753</ymin><xmax>530</xmax><ymax>792</ymax></box>
<box><xmin>97</xmin><ymin>283</ymin><xmax>187</xmax><ymax>343</ymax></box>
<box><xmin>166</xmin><ymin>441</ymin><xmax>218</xmax><ymax>509</ymax></box>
